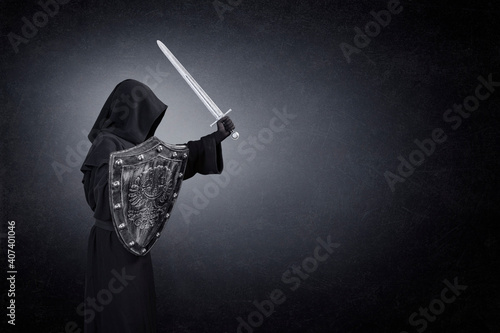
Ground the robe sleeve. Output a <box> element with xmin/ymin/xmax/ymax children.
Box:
<box><xmin>183</xmin><ymin>132</ymin><xmax>223</xmax><ymax>180</ymax></box>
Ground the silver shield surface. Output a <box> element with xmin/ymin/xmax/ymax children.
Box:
<box><xmin>109</xmin><ymin>136</ymin><xmax>189</xmax><ymax>256</ymax></box>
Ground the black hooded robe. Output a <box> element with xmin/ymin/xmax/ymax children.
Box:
<box><xmin>80</xmin><ymin>79</ymin><xmax>223</xmax><ymax>333</ymax></box>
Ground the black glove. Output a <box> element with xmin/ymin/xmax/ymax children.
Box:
<box><xmin>213</xmin><ymin>116</ymin><xmax>235</xmax><ymax>144</ymax></box>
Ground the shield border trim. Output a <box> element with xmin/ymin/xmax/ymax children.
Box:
<box><xmin>108</xmin><ymin>136</ymin><xmax>189</xmax><ymax>256</ymax></box>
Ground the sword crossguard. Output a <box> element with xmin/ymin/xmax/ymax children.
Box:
<box><xmin>210</xmin><ymin>109</ymin><xmax>239</xmax><ymax>140</ymax></box>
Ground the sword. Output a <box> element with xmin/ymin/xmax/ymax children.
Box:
<box><xmin>156</xmin><ymin>40</ymin><xmax>239</xmax><ymax>140</ymax></box>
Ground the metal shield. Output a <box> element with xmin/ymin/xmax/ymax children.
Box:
<box><xmin>109</xmin><ymin>136</ymin><xmax>189</xmax><ymax>256</ymax></box>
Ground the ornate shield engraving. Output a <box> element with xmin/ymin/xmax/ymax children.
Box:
<box><xmin>109</xmin><ymin>136</ymin><xmax>189</xmax><ymax>256</ymax></box>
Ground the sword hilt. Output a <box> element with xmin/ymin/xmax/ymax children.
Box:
<box><xmin>210</xmin><ymin>109</ymin><xmax>239</xmax><ymax>140</ymax></box>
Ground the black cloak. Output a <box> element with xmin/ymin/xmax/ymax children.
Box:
<box><xmin>80</xmin><ymin>79</ymin><xmax>223</xmax><ymax>333</ymax></box>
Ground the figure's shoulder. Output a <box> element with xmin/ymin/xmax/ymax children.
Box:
<box><xmin>94</xmin><ymin>132</ymin><xmax>137</xmax><ymax>152</ymax></box>
<box><xmin>81</xmin><ymin>133</ymin><xmax>133</xmax><ymax>171</ymax></box>
<box><xmin>94</xmin><ymin>132</ymin><xmax>127</xmax><ymax>151</ymax></box>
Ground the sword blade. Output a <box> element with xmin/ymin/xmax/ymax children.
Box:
<box><xmin>157</xmin><ymin>40</ymin><xmax>224</xmax><ymax>120</ymax></box>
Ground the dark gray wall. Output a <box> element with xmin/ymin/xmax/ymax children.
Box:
<box><xmin>1</xmin><ymin>0</ymin><xmax>499</xmax><ymax>332</ymax></box>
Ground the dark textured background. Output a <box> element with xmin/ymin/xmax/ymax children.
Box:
<box><xmin>1</xmin><ymin>0</ymin><xmax>499</xmax><ymax>332</ymax></box>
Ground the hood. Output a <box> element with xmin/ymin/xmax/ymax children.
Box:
<box><xmin>88</xmin><ymin>79</ymin><xmax>167</xmax><ymax>145</ymax></box>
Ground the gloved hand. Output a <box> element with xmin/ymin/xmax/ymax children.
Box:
<box><xmin>213</xmin><ymin>116</ymin><xmax>235</xmax><ymax>143</ymax></box>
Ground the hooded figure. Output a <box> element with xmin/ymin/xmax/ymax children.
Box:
<box><xmin>81</xmin><ymin>79</ymin><xmax>234</xmax><ymax>333</ymax></box>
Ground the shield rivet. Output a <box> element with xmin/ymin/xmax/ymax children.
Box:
<box><xmin>141</xmin><ymin>248</ymin><xmax>147</xmax><ymax>254</ymax></box>
<box><xmin>173</xmin><ymin>193</ymin><xmax>177</xmax><ymax>198</ymax></box>
<box><xmin>128</xmin><ymin>241</ymin><xmax>135</xmax><ymax>246</ymax></box>
<box><xmin>182</xmin><ymin>153</ymin><xmax>188</xmax><ymax>159</ymax></box>
<box><xmin>115</xmin><ymin>159</ymin><xmax>123</xmax><ymax>166</ymax></box>
<box><xmin>114</xmin><ymin>203</ymin><xmax>122</xmax><ymax>209</ymax></box>
<box><xmin>112</xmin><ymin>181</ymin><xmax>120</xmax><ymax>187</ymax></box>
<box><xmin>157</xmin><ymin>145</ymin><xmax>163</xmax><ymax>152</ymax></box>
<box><xmin>137</xmin><ymin>154</ymin><xmax>144</xmax><ymax>161</ymax></box>
<box><xmin>172</xmin><ymin>152</ymin><xmax>178</xmax><ymax>158</ymax></box>
<box><xmin>118</xmin><ymin>223</ymin><xmax>126</xmax><ymax>229</ymax></box>
<box><xmin>156</xmin><ymin>232</ymin><xmax>161</xmax><ymax>237</ymax></box>
<box><xmin>178</xmin><ymin>173</ymin><xmax>183</xmax><ymax>178</ymax></box>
